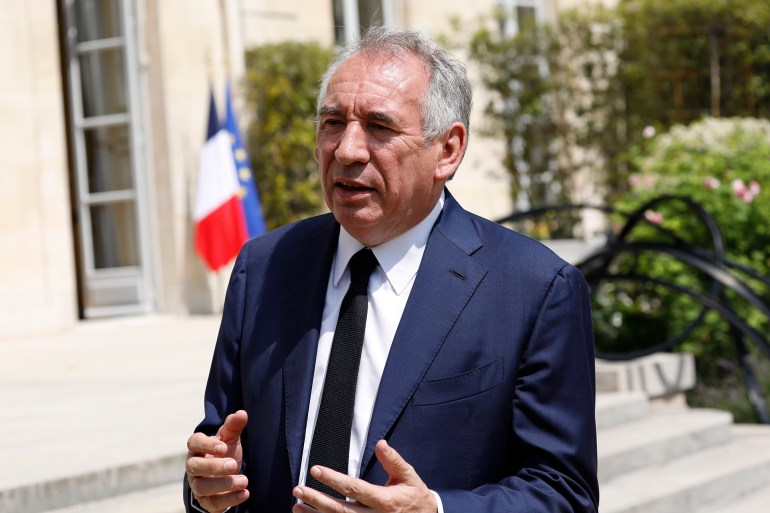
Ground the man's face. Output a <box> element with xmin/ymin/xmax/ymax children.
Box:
<box><xmin>315</xmin><ymin>52</ymin><xmax>448</xmax><ymax>247</ymax></box>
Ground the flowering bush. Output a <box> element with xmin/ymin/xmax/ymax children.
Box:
<box><xmin>624</xmin><ymin>117</ymin><xmax>770</xmax><ymax>269</ymax></box>
<box><xmin>593</xmin><ymin>118</ymin><xmax>770</xmax><ymax>406</ymax></box>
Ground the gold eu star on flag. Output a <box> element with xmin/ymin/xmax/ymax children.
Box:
<box><xmin>235</xmin><ymin>149</ymin><xmax>247</xmax><ymax>162</ymax></box>
<box><xmin>237</xmin><ymin>186</ymin><xmax>247</xmax><ymax>199</ymax></box>
<box><xmin>239</xmin><ymin>167</ymin><xmax>252</xmax><ymax>181</ymax></box>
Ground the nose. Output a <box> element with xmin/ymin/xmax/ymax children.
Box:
<box><xmin>335</xmin><ymin>122</ymin><xmax>369</xmax><ymax>165</ymax></box>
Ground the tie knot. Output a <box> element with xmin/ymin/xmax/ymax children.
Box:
<box><xmin>348</xmin><ymin>248</ymin><xmax>379</xmax><ymax>285</ymax></box>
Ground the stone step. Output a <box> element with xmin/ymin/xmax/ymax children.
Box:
<box><xmin>596</xmin><ymin>353</ymin><xmax>696</xmax><ymax>398</ymax></box>
<box><xmin>697</xmin><ymin>483</ymin><xmax>770</xmax><ymax>513</ymax></box>
<box><xmin>596</xmin><ymin>392</ymin><xmax>649</xmax><ymax>430</ymax></box>
<box><xmin>0</xmin><ymin>453</ymin><xmax>185</xmax><ymax>513</ymax></box>
<box><xmin>38</xmin><ymin>483</ymin><xmax>183</xmax><ymax>513</ymax></box>
<box><xmin>598</xmin><ymin>408</ymin><xmax>732</xmax><ymax>482</ymax></box>
<box><xmin>601</xmin><ymin>425</ymin><xmax>770</xmax><ymax>513</ymax></box>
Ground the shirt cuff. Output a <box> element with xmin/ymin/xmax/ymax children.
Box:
<box><xmin>431</xmin><ymin>490</ymin><xmax>445</xmax><ymax>513</ymax></box>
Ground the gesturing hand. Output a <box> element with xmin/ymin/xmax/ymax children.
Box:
<box><xmin>292</xmin><ymin>440</ymin><xmax>438</xmax><ymax>513</ymax></box>
<box><xmin>186</xmin><ymin>410</ymin><xmax>250</xmax><ymax>513</ymax></box>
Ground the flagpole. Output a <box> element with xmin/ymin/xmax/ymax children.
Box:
<box><xmin>218</xmin><ymin>0</ymin><xmax>232</xmax><ymax>83</ymax></box>
<box><xmin>215</xmin><ymin>0</ymin><xmax>231</xmax><ymax>307</ymax></box>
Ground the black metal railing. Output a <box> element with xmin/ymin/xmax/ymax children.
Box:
<box><xmin>497</xmin><ymin>195</ymin><xmax>770</xmax><ymax>423</ymax></box>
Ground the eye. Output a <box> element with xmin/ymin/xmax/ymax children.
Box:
<box><xmin>369</xmin><ymin>122</ymin><xmax>392</xmax><ymax>132</ymax></box>
<box><xmin>321</xmin><ymin>118</ymin><xmax>345</xmax><ymax>129</ymax></box>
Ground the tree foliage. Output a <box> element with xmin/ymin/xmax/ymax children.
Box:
<box><xmin>243</xmin><ymin>42</ymin><xmax>334</xmax><ymax>229</ymax></box>
<box><xmin>464</xmin><ymin>0</ymin><xmax>770</xmax><ymax>214</ymax></box>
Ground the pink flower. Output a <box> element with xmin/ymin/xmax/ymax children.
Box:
<box><xmin>732</xmin><ymin>179</ymin><xmax>760</xmax><ymax>203</ymax></box>
<box><xmin>644</xmin><ymin>210</ymin><xmax>663</xmax><ymax>225</ymax></box>
<box><xmin>643</xmin><ymin>175</ymin><xmax>657</xmax><ymax>187</ymax></box>
<box><xmin>703</xmin><ymin>177</ymin><xmax>720</xmax><ymax>189</ymax></box>
<box><xmin>642</xmin><ymin>125</ymin><xmax>656</xmax><ymax>139</ymax></box>
<box><xmin>629</xmin><ymin>173</ymin><xmax>657</xmax><ymax>189</ymax></box>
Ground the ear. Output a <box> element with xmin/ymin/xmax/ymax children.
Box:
<box><xmin>434</xmin><ymin>122</ymin><xmax>467</xmax><ymax>182</ymax></box>
<box><xmin>314</xmin><ymin>145</ymin><xmax>320</xmax><ymax>163</ymax></box>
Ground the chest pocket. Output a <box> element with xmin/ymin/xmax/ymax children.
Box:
<box><xmin>412</xmin><ymin>357</ymin><xmax>503</xmax><ymax>406</ymax></box>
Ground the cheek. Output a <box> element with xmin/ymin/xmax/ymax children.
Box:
<box><xmin>319</xmin><ymin>153</ymin><xmax>334</xmax><ymax>179</ymax></box>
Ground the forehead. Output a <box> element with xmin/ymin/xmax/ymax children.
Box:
<box><xmin>322</xmin><ymin>52</ymin><xmax>429</xmax><ymax>114</ymax></box>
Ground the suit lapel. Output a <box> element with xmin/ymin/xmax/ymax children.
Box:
<box><xmin>359</xmin><ymin>192</ymin><xmax>487</xmax><ymax>476</ymax></box>
<box><xmin>282</xmin><ymin>215</ymin><xmax>339</xmax><ymax>485</ymax></box>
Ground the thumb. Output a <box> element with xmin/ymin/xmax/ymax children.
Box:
<box><xmin>375</xmin><ymin>440</ymin><xmax>422</xmax><ymax>486</ymax></box>
<box><xmin>218</xmin><ymin>409</ymin><xmax>248</xmax><ymax>444</ymax></box>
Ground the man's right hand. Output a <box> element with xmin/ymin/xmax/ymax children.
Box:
<box><xmin>186</xmin><ymin>410</ymin><xmax>250</xmax><ymax>513</ymax></box>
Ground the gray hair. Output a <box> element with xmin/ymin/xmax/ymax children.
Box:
<box><xmin>317</xmin><ymin>26</ymin><xmax>472</xmax><ymax>142</ymax></box>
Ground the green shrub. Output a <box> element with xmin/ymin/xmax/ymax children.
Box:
<box><xmin>598</xmin><ymin>117</ymin><xmax>770</xmax><ymax>393</ymax></box>
<box><xmin>243</xmin><ymin>42</ymin><xmax>334</xmax><ymax>229</ymax></box>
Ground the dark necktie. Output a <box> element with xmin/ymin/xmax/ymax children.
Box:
<box><xmin>306</xmin><ymin>248</ymin><xmax>379</xmax><ymax>498</ymax></box>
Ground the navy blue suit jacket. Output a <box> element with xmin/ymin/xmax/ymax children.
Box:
<box><xmin>185</xmin><ymin>191</ymin><xmax>599</xmax><ymax>512</ymax></box>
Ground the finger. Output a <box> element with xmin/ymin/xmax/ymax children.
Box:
<box><xmin>292</xmin><ymin>501</ymin><xmax>347</xmax><ymax>513</ymax></box>
<box><xmin>189</xmin><ymin>474</ymin><xmax>248</xmax><ymax>497</ymax></box>
<box><xmin>291</xmin><ymin>503</ymin><xmax>316</xmax><ymax>513</ymax></box>
<box><xmin>187</xmin><ymin>432</ymin><xmax>228</xmax><ymax>457</ymax></box>
<box><xmin>217</xmin><ymin>410</ymin><xmax>248</xmax><ymax>443</ymax></box>
<box><xmin>197</xmin><ymin>489</ymin><xmax>249</xmax><ymax>513</ymax></box>
<box><xmin>186</xmin><ymin>455</ymin><xmax>241</xmax><ymax>477</ymax></box>
<box><xmin>302</xmin><ymin>466</ymin><xmax>377</xmax><ymax>506</ymax></box>
<box><xmin>292</xmin><ymin>501</ymin><xmax>330</xmax><ymax>513</ymax></box>
<box><xmin>292</xmin><ymin>483</ymin><xmax>356</xmax><ymax>513</ymax></box>
<box><xmin>375</xmin><ymin>440</ymin><xmax>421</xmax><ymax>486</ymax></box>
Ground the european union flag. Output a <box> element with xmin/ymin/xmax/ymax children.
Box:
<box><xmin>224</xmin><ymin>82</ymin><xmax>267</xmax><ymax>238</ymax></box>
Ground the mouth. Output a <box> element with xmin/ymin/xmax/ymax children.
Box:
<box><xmin>335</xmin><ymin>180</ymin><xmax>374</xmax><ymax>193</ymax></box>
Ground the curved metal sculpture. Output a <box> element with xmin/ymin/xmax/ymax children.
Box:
<box><xmin>497</xmin><ymin>195</ymin><xmax>770</xmax><ymax>423</ymax></box>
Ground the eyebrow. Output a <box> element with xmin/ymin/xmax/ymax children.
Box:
<box><xmin>368</xmin><ymin>111</ymin><xmax>397</xmax><ymax>126</ymax></box>
<box><xmin>317</xmin><ymin>105</ymin><xmax>398</xmax><ymax>126</ymax></box>
<box><xmin>318</xmin><ymin>106</ymin><xmax>341</xmax><ymax>118</ymax></box>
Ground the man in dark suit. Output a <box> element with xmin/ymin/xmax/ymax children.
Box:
<box><xmin>185</xmin><ymin>27</ymin><xmax>598</xmax><ymax>513</ymax></box>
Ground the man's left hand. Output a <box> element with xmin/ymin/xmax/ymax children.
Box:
<box><xmin>292</xmin><ymin>440</ymin><xmax>437</xmax><ymax>513</ymax></box>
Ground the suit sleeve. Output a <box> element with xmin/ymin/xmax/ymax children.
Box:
<box><xmin>437</xmin><ymin>264</ymin><xmax>599</xmax><ymax>513</ymax></box>
<box><xmin>183</xmin><ymin>245</ymin><xmax>250</xmax><ymax>513</ymax></box>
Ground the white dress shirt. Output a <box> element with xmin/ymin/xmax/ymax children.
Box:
<box><xmin>298</xmin><ymin>193</ymin><xmax>445</xmax><ymax>510</ymax></box>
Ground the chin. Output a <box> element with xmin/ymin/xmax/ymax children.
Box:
<box><xmin>334</xmin><ymin>211</ymin><xmax>382</xmax><ymax>236</ymax></box>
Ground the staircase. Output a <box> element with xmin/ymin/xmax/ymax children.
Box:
<box><xmin>30</xmin><ymin>349</ymin><xmax>770</xmax><ymax>513</ymax></box>
<box><xmin>596</xmin><ymin>355</ymin><xmax>770</xmax><ymax>513</ymax></box>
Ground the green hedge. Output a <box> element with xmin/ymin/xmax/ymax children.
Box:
<box><xmin>243</xmin><ymin>42</ymin><xmax>334</xmax><ymax>229</ymax></box>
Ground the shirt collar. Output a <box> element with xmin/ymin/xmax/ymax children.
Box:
<box><xmin>333</xmin><ymin>191</ymin><xmax>445</xmax><ymax>295</ymax></box>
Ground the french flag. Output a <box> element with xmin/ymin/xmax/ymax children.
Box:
<box><xmin>194</xmin><ymin>88</ymin><xmax>263</xmax><ymax>271</ymax></box>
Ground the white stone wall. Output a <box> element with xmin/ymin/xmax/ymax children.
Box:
<box><xmin>0</xmin><ymin>1</ymin><xmax>78</xmax><ymax>338</ymax></box>
<box><xmin>141</xmin><ymin>0</ymin><xmax>244</xmax><ymax>314</ymax></box>
<box><xmin>239</xmin><ymin>0</ymin><xmax>335</xmax><ymax>47</ymax></box>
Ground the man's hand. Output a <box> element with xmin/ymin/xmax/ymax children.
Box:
<box><xmin>186</xmin><ymin>410</ymin><xmax>250</xmax><ymax>513</ymax></box>
<box><xmin>292</xmin><ymin>440</ymin><xmax>437</xmax><ymax>513</ymax></box>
